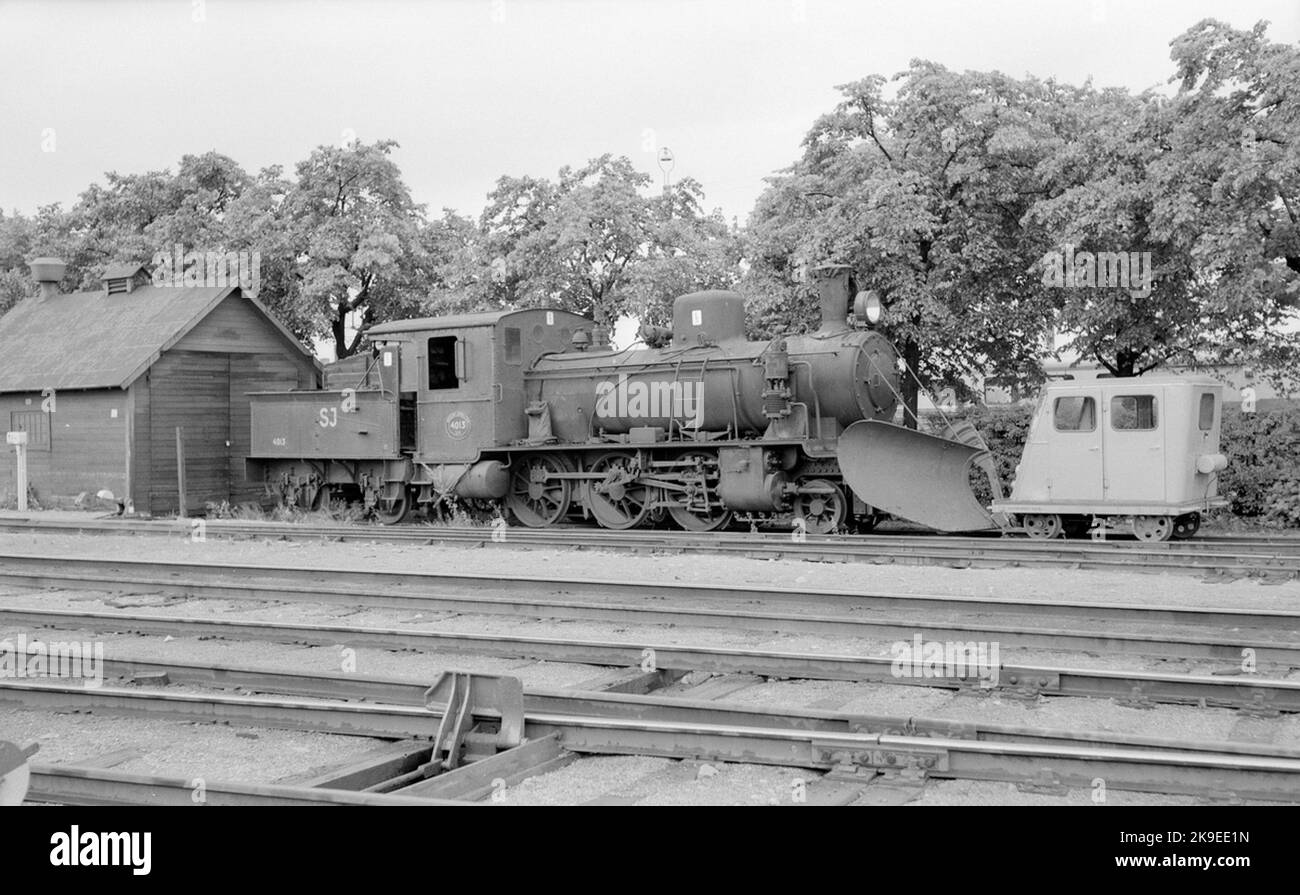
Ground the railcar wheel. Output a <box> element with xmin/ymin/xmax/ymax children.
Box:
<box><xmin>1023</xmin><ymin>513</ymin><xmax>1063</xmax><ymax>540</ymax></box>
<box><xmin>1133</xmin><ymin>515</ymin><xmax>1174</xmax><ymax>542</ymax></box>
<box><xmin>374</xmin><ymin>490</ymin><xmax>411</xmax><ymax>525</ymax></box>
<box><xmin>506</xmin><ymin>454</ymin><xmax>573</xmax><ymax>528</ymax></box>
<box><xmin>586</xmin><ymin>451</ymin><xmax>652</xmax><ymax>530</ymax></box>
<box><xmin>792</xmin><ymin>479</ymin><xmax>847</xmax><ymax>535</ymax></box>
<box><xmin>666</xmin><ymin>450</ymin><xmax>732</xmax><ymax>532</ymax></box>
<box><xmin>1171</xmin><ymin>512</ymin><xmax>1201</xmax><ymax>540</ymax></box>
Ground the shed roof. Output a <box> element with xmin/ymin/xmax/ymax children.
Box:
<box><xmin>101</xmin><ymin>262</ymin><xmax>148</xmax><ymax>280</ymax></box>
<box><xmin>0</xmin><ymin>284</ymin><xmax>316</xmax><ymax>393</ymax></box>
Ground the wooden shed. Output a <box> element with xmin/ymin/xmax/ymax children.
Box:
<box><xmin>0</xmin><ymin>262</ymin><xmax>320</xmax><ymax>515</ymax></box>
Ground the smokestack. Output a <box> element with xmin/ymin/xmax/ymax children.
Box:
<box><xmin>811</xmin><ymin>263</ymin><xmax>854</xmax><ymax>333</ymax></box>
<box><xmin>29</xmin><ymin>257</ymin><xmax>67</xmax><ymax>300</ymax></box>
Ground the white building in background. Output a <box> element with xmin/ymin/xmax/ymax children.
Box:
<box><xmin>980</xmin><ymin>347</ymin><xmax>1292</xmax><ymax>409</ymax></box>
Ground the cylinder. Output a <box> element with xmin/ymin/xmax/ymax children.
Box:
<box><xmin>454</xmin><ymin>460</ymin><xmax>509</xmax><ymax>499</ymax></box>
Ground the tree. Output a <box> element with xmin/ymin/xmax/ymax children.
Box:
<box><xmin>625</xmin><ymin>178</ymin><xmax>744</xmax><ymax>328</ymax></box>
<box><xmin>279</xmin><ymin>140</ymin><xmax>428</xmax><ymax>358</ymax></box>
<box><xmin>437</xmin><ymin>155</ymin><xmax>740</xmax><ymax>331</ymax></box>
<box><xmin>746</xmin><ymin>63</ymin><xmax>1067</xmax><ymax>423</ymax></box>
<box><xmin>1028</xmin><ymin>20</ymin><xmax>1299</xmax><ymax>383</ymax></box>
<box><xmin>477</xmin><ymin>155</ymin><xmax>652</xmax><ymax>325</ymax></box>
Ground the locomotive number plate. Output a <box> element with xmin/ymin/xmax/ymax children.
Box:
<box><xmin>445</xmin><ymin>411</ymin><xmax>471</xmax><ymax>440</ymax></box>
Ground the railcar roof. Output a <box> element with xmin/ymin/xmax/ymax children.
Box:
<box><xmin>1044</xmin><ymin>375</ymin><xmax>1223</xmax><ymax>390</ymax></box>
<box><xmin>0</xmin><ymin>284</ymin><xmax>314</xmax><ymax>393</ymax></box>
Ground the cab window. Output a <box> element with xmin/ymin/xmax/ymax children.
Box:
<box><xmin>504</xmin><ymin>327</ymin><xmax>522</xmax><ymax>364</ymax></box>
<box><xmin>1053</xmin><ymin>396</ymin><xmax>1095</xmax><ymax>432</ymax></box>
<box><xmin>1111</xmin><ymin>395</ymin><xmax>1158</xmax><ymax>430</ymax></box>
<box><xmin>1198</xmin><ymin>393</ymin><xmax>1215</xmax><ymax>431</ymax></box>
<box><xmin>427</xmin><ymin>336</ymin><xmax>458</xmax><ymax>390</ymax></box>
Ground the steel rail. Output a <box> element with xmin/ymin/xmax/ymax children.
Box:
<box><xmin>1</xmin><ymin>516</ymin><xmax>1296</xmax><ymax>574</ymax></box>
<box><xmin>93</xmin><ymin>654</ymin><xmax>1300</xmax><ymax>733</ymax></box>
<box><xmin>2</xmin><ymin>552</ymin><xmax>1297</xmax><ymax>634</ymax></box>
<box><xmin>2</xmin><ymin>604</ymin><xmax>1298</xmax><ymax>682</ymax></box>
<box><xmin>4</xmin><ymin>679</ymin><xmax>1299</xmax><ymax>802</ymax></box>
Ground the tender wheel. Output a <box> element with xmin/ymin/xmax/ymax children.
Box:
<box><xmin>506</xmin><ymin>453</ymin><xmax>573</xmax><ymax>528</ymax></box>
<box><xmin>792</xmin><ymin>479</ymin><xmax>847</xmax><ymax>535</ymax></box>
<box><xmin>373</xmin><ymin>489</ymin><xmax>411</xmax><ymax>525</ymax></box>
<box><xmin>1133</xmin><ymin>515</ymin><xmax>1174</xmax><ymax>542</ymax></box>
<box><xmin>1023</xmin><ymin>513</ymin><xmax>1063</xmax><ymax>540</ymax></box>
<box><xmin>586</xmin><ymin>451</ymin><xmax>652</xmax><ymax>530</ymax></box>
<box><xmin>1171</xmin><ymin>512</ymin><xmax>1201</xmax><ymax>540</ymax></box>
<box><xmin>667</xmin><ymin>451</ymin><xmax>732</xmax><ymax>532</ymax></box>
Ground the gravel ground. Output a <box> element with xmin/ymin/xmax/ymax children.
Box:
<box><xmin>0</xmin><ymin>521</ymin><xmax>1296</xmax><ymax>609</ymax></box>
<box><xmin>3</xmin><ymin>704</ymin><xmax>387</xmax><ymax>784</ymax></box>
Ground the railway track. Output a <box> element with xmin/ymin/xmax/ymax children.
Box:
<box><xmin>5</xmin><ymin>676</ymin><xmax>1299</xmax><ymax>802</ymax></box>
<box><xmin>2</xmin><ymin>514</ymin><xmax>1298</xmax><ymax>576</ymax></box>
<box><xmin>5</xmin><ymin>536</ymin><xmax>1298</xmax><ymax>804</ymax></box>
<box><xmin>3</xmin><ymin>595</ymin><xmax>1299</xmax><ymax>711</ymax></box>
<box><xmin>2</xmin><ymin>552</ymin><xmax>1298</xmax><ymax>661</ymax></box>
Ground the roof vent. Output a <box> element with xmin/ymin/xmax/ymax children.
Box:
<box><xmin>102</xmin><ymin>262</ymin><xmax>148</xmax><ymax>295</ymax></box>
<box><xmin>29</xmin><ymin>257</ymin><xmax>67</xmax><ymax>300</ymax></box>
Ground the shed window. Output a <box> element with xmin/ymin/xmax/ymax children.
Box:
<box><xmin>1198</xmin><ymin>393</ymin><xmax>1215</xmax><ymax>431</ymax></box>
<box><xmin>1053</xmin><ymin>396</ymin><xmax>1095</xmax><ymax>432</ymax></box>
<box><xmin>1111</xmin><ymin>395</ymin><xmax>1158</xmax><ymax>430</ymax></box>
<box><xmin>10</xmin><ymin>410</ymin><xmax>51</xmax><ymax>450</ymax></box>
<box><xmin>504</xmin><ymin>327</ymin><xmax>521</xmax><ymax>364</ymax></box>
<box><xmin>427</xmin><ymin>336</ymin><xmax>458</xmax><ymax>390</ymax></box>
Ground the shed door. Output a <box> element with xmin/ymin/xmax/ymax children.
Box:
<box><xmin>150</xmin><ymin>352</ymin><xmax>231</xmax><ymax>513</ymax></box>
<box><xmin>1103</xmin><ymin>388</ymin><xmax>1165</xmax><ymax>503</ymax></box>
<box><xmin>1046</xmin><ymin>391</ymin><xmax>1102</xmax><ymax>501</ymax></box>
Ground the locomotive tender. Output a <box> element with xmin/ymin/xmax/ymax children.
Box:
<box><xmin>245</xmin><ymin>266</ymin><xmax>989</xmax><ymax>533</ymax></box>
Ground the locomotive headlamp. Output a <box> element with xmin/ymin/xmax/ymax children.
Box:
<box><xmin>854</xmin><ymin>290</ymin><xmax>884</xmax><ymax>326</ymax></box>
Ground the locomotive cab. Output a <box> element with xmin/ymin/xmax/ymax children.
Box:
<box><xmin>991</xmin><ymin>377</ymin><xmax>1228</xmax><ymax>540</ymax></box>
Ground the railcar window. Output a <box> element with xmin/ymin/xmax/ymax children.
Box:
<box><xmin>1053</xmin><ymin>396</ymin><xmax>1095</xmax><ymax>432</ymax></box>
<box><xmin>1198</xmin><ymin>393</ymin><xmax>1215</xmax><ymax>430</ymax></box>
<box><xmin>504</xmin><ymin>327</ymin><xmax>522</xmax><ymax>364</ymax></box>
<box><xmin>1111</xmin><ymin>395</ymin><xmax>1158</xmax><ymax>430</ymax></box>
<box><xmin>427</xmin><ymin>336</ymin><xmax>458</xmax><ymax>390</ymax></box>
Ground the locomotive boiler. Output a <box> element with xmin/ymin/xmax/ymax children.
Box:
<box><xmin>245</xmin><ymin>265</ymin><xmax>998</xmax><ymax>533</ymax></box>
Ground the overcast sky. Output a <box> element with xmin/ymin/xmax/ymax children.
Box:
<box><xmin>2</xmin><ymin>0</ymin><xmax>1298</xmax><ymax>224</ymax></box>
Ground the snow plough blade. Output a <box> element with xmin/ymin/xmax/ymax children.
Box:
<box><xmin>837</xmin><ymin>419</ymin><xmax>998</xmax><ymax>532</ymax></box>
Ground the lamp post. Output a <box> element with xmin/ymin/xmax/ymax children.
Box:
<box><xmin>6</xmin><ymin>431</ymin><xmax>28</xmax><ymax>511</ymax></box>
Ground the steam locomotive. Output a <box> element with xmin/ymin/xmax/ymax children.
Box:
<box><xmin>245</xmin><ymin>266</ymin><xmax>998</xmax><ymax>533</ymax></box>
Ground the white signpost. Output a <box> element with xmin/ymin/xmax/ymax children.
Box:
<box><xmin>6</xmin><ymin>431</ymin><xmax>27</xmax><ymax>511</ymax></box>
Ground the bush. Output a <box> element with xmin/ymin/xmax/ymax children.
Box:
<box><xmin>926</xmin><ymin>401</ymin><xmax>1300</xmax><ymax>527</ymax></box>
<box><xmin>925</xmin><ymin>404</ymin><xmax>1034</xmax><ymax>506</ymax></box>
<box><xmin>1219</xmin><ymin>406</ymin><xmax>1300</xmax><ymax>521</ymax></box>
